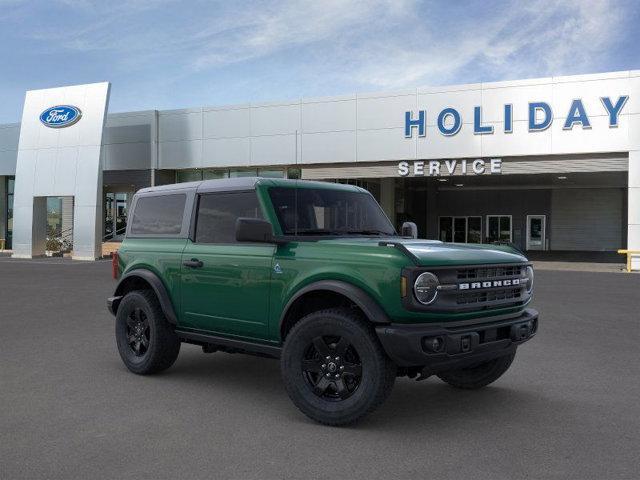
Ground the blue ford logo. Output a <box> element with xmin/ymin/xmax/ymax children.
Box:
<box><xmin>39</xmin><ymin>105</ymin><xmax>82</xmax><ymax>128</ymax></box>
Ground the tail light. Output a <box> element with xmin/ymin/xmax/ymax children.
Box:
<box><xmin>111</xmin><ymin>251</ymin><xmax>120</xmax><ymax>279</ymax></box>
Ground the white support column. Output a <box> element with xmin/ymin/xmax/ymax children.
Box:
<box><xmin>11</xmin><ymin>82</ymin><xmax>110</xmax><ymax>260</ymax></box>
<box><xmin>31</xmin><ymin>197</ymin><xmax>47</xmax><ymax>257</ymax></box>
<box><xmin>628</xmin><ymin>150</ymin><xmax>640</xmax><ymax>270</ymax></box>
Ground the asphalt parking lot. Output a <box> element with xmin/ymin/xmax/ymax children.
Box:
<box><xmin>1</xmin><ymin>258</ymin><xmax>639</xmax><ymax>480</ymax></box>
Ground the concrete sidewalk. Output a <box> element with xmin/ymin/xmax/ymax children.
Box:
<box><xmin>532</xmin><ymin>260</ymin><xmax>628</xmax><ymax>273</ymax></box>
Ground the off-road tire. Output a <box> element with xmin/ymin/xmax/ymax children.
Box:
<box><xmin>437</xmin><ymin>350</ymin><xmax>516</xmax><ymax>389</ymax></box>
<box><xmin>281</xmin><ymin>308</ymin><xmax>396</xmax><ymax>426</ymax></box>
<box><xmin>115</xmin><ymin>290</ymin><xmax>180</xmax><ymax>375</ymax></box>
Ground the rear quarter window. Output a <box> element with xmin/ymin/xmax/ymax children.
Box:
<box><xmin>129</xmin><ymin>194</ymin><xmax>186</xmax><ymax>236</ymax></box>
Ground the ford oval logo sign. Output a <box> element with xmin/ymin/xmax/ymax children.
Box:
<box><xmin>39</xmin><ymin>105</ymin><xmax>82</xmax><ymax>128</ymax></box>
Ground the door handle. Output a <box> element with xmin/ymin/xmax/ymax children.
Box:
<box><xmin>183</xmin><ymin>258</ymin><xmax>203</xmax><ymax>268</ymax></box>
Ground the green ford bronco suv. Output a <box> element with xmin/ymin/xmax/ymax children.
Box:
<box><xmin>108</xmin><ymin>177</ymin><xmax>537</xmax><ymax>425</ymax></box>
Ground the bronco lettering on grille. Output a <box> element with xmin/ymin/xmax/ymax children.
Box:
<box><xmin>459</xmin><ymin>278</ymin><xmax>521</xmax><ymax>290</ymax></box>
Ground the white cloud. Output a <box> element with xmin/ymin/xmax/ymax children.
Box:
<box><xmin>18</xmin><ymin>0</ymin><xmax>630</xmax><ymax>92</ymax></box>
<box><xmin>342</xmin><ymin>0</ymin><xmax>626</xmax><ymax>90</ymax></box>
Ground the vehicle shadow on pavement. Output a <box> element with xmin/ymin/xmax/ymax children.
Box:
<box><xmin>141</xmin><ymin>345</ymin><xmax>550</xmax><ymax>432</ymax></box>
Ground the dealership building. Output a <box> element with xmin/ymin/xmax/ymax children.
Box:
<box><xmin>0</xmin><ymin>70</ymin><xmax>639</xmax><ymax>269</ymax></box>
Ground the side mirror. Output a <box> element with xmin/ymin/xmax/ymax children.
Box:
<box><xmin>236</xmin><ymin>218</ymin><xmax>275</xmax><ymax>243</ymax></box>
<box><xmin>401</xmin><ymin>221</ymin><xmax>418</xmax><ymax>239</ymax></box>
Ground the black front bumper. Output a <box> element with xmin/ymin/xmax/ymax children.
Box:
<box><xmin>376</xmin><ymin>309</ymin><xmax>538</xmax><ymax>371</ymax></box>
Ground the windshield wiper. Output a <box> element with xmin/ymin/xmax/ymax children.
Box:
<box><xmin>292</xmin><ymin>228</ymin><xmax>347</xmax><ymax>235</ymax></box>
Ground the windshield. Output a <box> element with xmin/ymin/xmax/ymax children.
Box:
<box><xmin>268</xmin><ymin>186</ymin><xmax>396</xmax><ymax>236</ymax></box>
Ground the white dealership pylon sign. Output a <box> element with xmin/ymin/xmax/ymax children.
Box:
<box><xmin>12</xmin><ymin>82</ymin><xmax>111</xmax><ymax>260</ymax></box>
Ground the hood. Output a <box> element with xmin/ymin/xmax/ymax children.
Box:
<box><xmin>396</xmin><ymin>239</ymin><xmax>527</xmax><ymax>266</ymax></box>
<box><xmin>317</xmin><ymin>237</ymin><xmax>527</xmax><ymax>266</ymax></box>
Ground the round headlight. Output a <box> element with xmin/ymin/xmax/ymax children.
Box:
<box><xmin>414</xmin><ymin>272</ymin><xmax>440</xmax><ymax>305</ymax></box>
<box><xmin>525</xmin><ymin>266</ymin><xmax>534</xmax><ymax>293</ymax></box>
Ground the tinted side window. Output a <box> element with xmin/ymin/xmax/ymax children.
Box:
<box><xmin>196</xmin><ymin>192</ymin><xmax>263</xmax><ymax>243</ymax></box>
<box><xmin>130</xmin><ymin>194</ymin><xmax>186</xmax><ymax>235</ymax></box>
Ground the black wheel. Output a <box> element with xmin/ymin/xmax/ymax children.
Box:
<box><xmin>281</xmin><ymin>308</ymin><xmax>396</xmax><ymax>426</ymax></box>
<box><xmin>437</xmin><ymin>350</ymin><xmax>516</xmax><ymax>389</ymax></box>
<box><xmin>115</xmin><ymin>290</ymin><xmax>180</xmax><ymax>375</ymax></box>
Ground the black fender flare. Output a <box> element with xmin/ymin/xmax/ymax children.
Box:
<box><xmin>111</xmin><ymin>270</ymin><xmax>178</xmax><ymax>325</ymax></box>
<box><xmin>279</xmin><ymin>280</ymin><xmax>391</xmax><ymax>329</ymax></box>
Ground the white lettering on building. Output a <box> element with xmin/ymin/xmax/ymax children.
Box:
<box><xmin>398</xmin><ymin>158</ymin><xmax>502</xmax><ymax>177</ymax></box>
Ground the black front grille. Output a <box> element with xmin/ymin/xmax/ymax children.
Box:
<box><xmin>403</xmin><ymin>262</ymin><xmax>531</xmax><ymax>313</ymax></box>
<box><xmin>456</xmin><ymin>287</ymin><xmax>522</xmax><ymax>305</ymax></box>
<box><xmin>457</xmin><ymin>265</ymin><xmax>523</xmax><ymax>280</ymax></box>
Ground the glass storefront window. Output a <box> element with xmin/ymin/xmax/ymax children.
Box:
<box><xmin>439</xmin><ymin>216</ymin><xmax>482</xmax><ymax>244</ymax></box>
<box><xmin>229</xmin><ymin>169</ymin><xmax>256</xmax><ymax>178</ymax></box>
<box><xmin>257</xmin><ymin>168</ymin><xmax>284</xmax><ymax>178</ymax></box>
<box><xmin>177</xmin><ymin>170</ymin><xmax>203</xmax><ymax>183</ymax></box>
<box><xmin>203</xmin><ymin>169</ymin><xmax>229</xmax><ymax>180</ymax></box>
<box><xmin>487</xmin><ymin>215</ymin><xmax>512</xmax><ymax>243</ymax></box>
<box><xmin>178</xmin><ymin>167</ymin><xmax>289</xmax><ymax>181</ymax></box>
<box><xmin>467</xmin><ymin>217</ymin><xmax>482</xmax><ymax>243</ymax></box>
<box><xmin>439</xmin><ymin>217</ymin><xmax>453</xmax><ymax>242</ymax></box>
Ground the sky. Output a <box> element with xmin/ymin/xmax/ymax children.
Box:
<box><xmin>0</xmin><ymin>0</ymin><xmax>638</xmax><ymax>123</ymax></box>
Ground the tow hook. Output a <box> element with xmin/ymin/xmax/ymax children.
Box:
<box><xmin>511</xmin><ymin>322</ymin><xmax>532</xmax><ymax>341</ymax></box>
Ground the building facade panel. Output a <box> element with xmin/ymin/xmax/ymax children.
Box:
<box><xmin>159</xmin><ymin>139</ymin><xmax>202</xmax><ymax>169</ymax></box>
<box><xmin>302</xmin><ymin>130</ymin><xmax>356</xmax><ymax>164</ymax></box>
<box><xmin>250</xmin><ymin>103</ymin><xmax>300</xmax><ymax>136</ymax></box>
<box><xmin>480</xmin><ymin>81</ymin><xmax>554</xmax><ymax>123</ymax></box>
<box><xmin>357</xmin><ymin>128</ymin><xmax>415</xmax><ymax>162</ymax></box>
<box><xmin>550</xmin><ymin>76</ymin><xmax>629</xmax><ymax>122</ymax></box>
<box><xmin>480</xmin><ymin>120</ymin><xmax>552</xmax><ymax>157</ymax></box>
<box><xmin>418</xmin><ymin>125</ymin><xmax>482</xmax><ymax>159</ymax></box>
<box><xmin>250</xmin><ymin>134</ymin><xmax>296</xmax><ymax>165</ymax></box>
<box><xmin>159</xmin><ymin>109</ymin><xmax>203</xmax><ymax>142</ymax></box>
<box><xmin>550</xmin><ymin>115</ymin><xmax>629</xmax><ymax>155</ymax></box>
<box><xmin>202</xmin><ymin>107</ymin><xmax>251</xmax><ymax>139</ymax></box>
<box><xmin>202</xmin><ymin>137</ymin><xmax>251</xmax><ymax>167</ymax></box>
<box><xmin>103</xmin><ymin>141</ymin><xmax>151</xmax><ymax>171</ymax></box>
<box><xmin>104</xmin><ymin>112</ymin><xmax>154</xmax><ymax>144</ymax></box>
<box><xmin>0</xmin><ymin>150</ymin><xmax>18</xmax><ymax>176</ymax></box>
<box><xmin>356</xmin><ymin>93</ymin><xmax>417</xmax><ymax>130</ymax></box>
<box><xmin>0</xmin><ymin>123</ymin><xmax>20</xmax><ymax>152</ymax></box>
<box><xmin>417</xmin><ymin>87</ymin><xmax>481</xmax><ymax>127</ymax></box>
<box><xmin>302</xmin><ymin>98</ymin><xmax>356</xmax><ymax>133</ymax></box>
<box><xmin>52</xmin><ymin>147</ymin><xmax>80</xmax><ymax>195</ymax></box>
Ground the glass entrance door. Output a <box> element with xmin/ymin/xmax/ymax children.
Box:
<box><xmin>104</xmin><ymin>192</ymin><xmax>129</xmax><ymax>241</ymax></box>
<box><xmin>526</xmin><ymin>215</ymin><xmax>546</xmax><ymax>250</ymax></box>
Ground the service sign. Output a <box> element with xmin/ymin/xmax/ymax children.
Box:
<box><xmin>39</xmin><ymin>105</ymin><xmax>82</xmax><ymax>128</ymax></box>
<box><xmin>398</xmin><ymin>158</ymin><xmax>502</xmax><ymax>177</ymax></box>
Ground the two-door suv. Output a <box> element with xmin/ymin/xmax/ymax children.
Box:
<box><xmin>108</xmin><ymin>178</ymin><xmax>538</xmax><ymax>425</ymax></box>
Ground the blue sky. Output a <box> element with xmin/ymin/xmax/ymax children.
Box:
<box><xmin>0</xmin><ymin>0</ymin><xmax>638</xmax><ymax>123</ymax></box>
